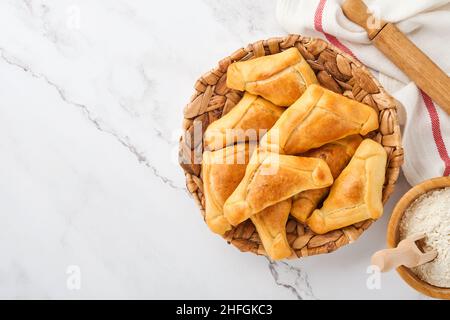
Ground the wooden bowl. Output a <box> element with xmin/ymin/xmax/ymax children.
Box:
<box><xmin>387</xmin><ymin>176</ymin><xmax>450</xmax><ymax>299</ymax></box>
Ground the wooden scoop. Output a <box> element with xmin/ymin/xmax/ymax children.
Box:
<box><xmin>342</xmin><ymin>0</ymin><xmax>450</xmax><ymax>115</ymax></box>
<box><xmin>371</xmin><ymin>233</ymin><xmax>437</xmax><ymax>272</ymax></box>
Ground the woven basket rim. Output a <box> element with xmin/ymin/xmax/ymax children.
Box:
<box><xmin>179</xmin><ymin>34</ymin><xmax>404</xmax><ymax>259</ymax></box>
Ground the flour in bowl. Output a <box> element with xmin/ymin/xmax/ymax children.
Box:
<box><xmin>399</xmin><ymin>187</ymin><xmax>450</xmax><ymax>288</ymax></box>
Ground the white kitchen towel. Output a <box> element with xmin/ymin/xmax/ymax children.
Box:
<box><xmin>277</xmin><ymin>0</ymin><xmax>450</xmax><ymax>186</ymax></box>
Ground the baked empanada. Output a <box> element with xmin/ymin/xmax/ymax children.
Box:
<box><xmin>291</xmin><ymin>135</ymin><xmax>362</xmax><ymax>223</ymax></box>
<box><xmin>204</xmin><ymin>93</ymin><xmax>284</xmax><ymax>150</ymax></box>
<box><xmin>306</xmin><ymin>139</ymin><xmax>387</xmax><ymax>234</ymax></box>
<box><xmin>223</xmin><ymin>148</ymin><xmax>333</xmax><ymax>226</ymax></box>
<box><xmin>202</xmin><ymin>143</ymin><xmax>252</xmax><ymax>235</ymax></box>
<box><xmin>251</xmin><ymin>199</ymin><xmax>292</xmax><ymax>260</ymax></box>
<box><xmin>260</xmin><ymin>84</ymin><xmax>379</xmax><ymax>154</ymax></box>
<box><xmin>226</xmin><ymin>47</ymin><xmax>318</xmax><ymax>106</ymax></box>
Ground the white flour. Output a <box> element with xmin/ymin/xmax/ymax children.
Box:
<box><xmin>399</xmin><ymin>187</ymin><xmax>450</xmax><ymax>288</ymax></box>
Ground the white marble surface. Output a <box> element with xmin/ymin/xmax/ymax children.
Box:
<box><xmin>0</xmin><ymin>0</ymin><xmax>427</xmax><ymax>299</ymax></box>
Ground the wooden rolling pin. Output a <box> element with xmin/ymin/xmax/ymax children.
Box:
<box><xmin>342</xmin><ymin>0</ymin><xmax>450</xmax><ymax>115</ymax></box>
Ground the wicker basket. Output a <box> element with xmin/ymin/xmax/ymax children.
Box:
<box><xmin>179</xmin><ymin>35</ymin><xmax>404</xmax><ymax>259</ymax></box>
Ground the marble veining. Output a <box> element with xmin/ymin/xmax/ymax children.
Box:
<box><xmin>268</xmin><ymin>260</ymin><xmax>316</xmax><ymax>300</ymax></box>
<box><xmin>0</xmin><ymin>47</ymin><xmax>182</xmax><ymax>191</ymax></box>
<box><xmin>0</xmin><ymin>0</ymin><xmax>422</xmax><ymax>299</ymax></box>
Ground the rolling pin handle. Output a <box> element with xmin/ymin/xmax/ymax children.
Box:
<box><xmin>342</xmin><ymin>0</ymin><xmax>387</xmax><ymax>40</ymax></box>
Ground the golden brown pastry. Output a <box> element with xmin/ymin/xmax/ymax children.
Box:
<box><xmin>306</xmin><ymin>139</ymin><xmax>387</xmax><ymax>234</ymax></box>
<box><xmin>223</xmin><ymin>148</ymin><xmax>333</xmax><ymax>226</ymax></box>
<box><xmin>260</xmin><ymin>84</ymin><xmax>379</xmax><ymax>154</ymax></box>
<box><xmin>291</xmin><ymin>135</ymin><xmax>363</xmax><ymax>223</ymax></box>
<box><xmin>202</xmin><ymin>143</ymin><xmax>252</xmax><ymax>235</ymax></box>
<box><xmin>204</xmin><ymin>93</ymin><xmax>284</xmax><ymax>150</ymax></box>
<box><xmin>226</xmin><ymin>47</ymin><xmax>318</xmax><ymax>106</ymax></box>
<box><xmin>251</xmin><ymin>199</ymin><xmax>292</xmax><ymax>260</ymax></box>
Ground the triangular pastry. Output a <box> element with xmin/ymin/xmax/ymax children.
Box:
<box><xmin>226</xmin><ymin>47</ymin><xmax>318</xmax><ymax>106</ymax></box>
<box><xmin>251</xmin><ymin>199</ymin><xmax>292</xmax><ymax>260</ymax></box>
<box><xmin>306</xmin><ymin>139</ymin><xmax>387</xmax><ymax>234</ymax></box>
<box><xmin>260</xmin><ymin>84</ymin><xmax>379</xmax><ymax>154</ymax></box>
<box><xmin>204</xmin><ymin>93</ymin><xmax>284</xmax><ymax>151</ymax></box>
<box><xmin>291</xmin><ymin>135</ymin><xmax>362</xmax><ymax>223</ymax></box>
<box><xmin>202</xmin><ymin>143</ymin><xmax>253</xmax><ymax>235</ymax></box>
<box><xmin>223</xmin><ymin>148</ymin><xmax>333</xmax><ymax>226</ymax></box>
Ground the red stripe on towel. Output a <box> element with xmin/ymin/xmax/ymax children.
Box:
<box><xmin>314</xmin><ymin>0</ymin><xmax>356</xmax><ymax>59</ymax></box>
<box><xmin>421</xmin><ymin>91</ymin><xmax>450</xmax><ymax>176</ymax></box>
